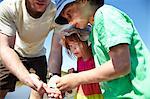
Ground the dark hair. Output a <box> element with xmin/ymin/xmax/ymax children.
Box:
<box><xmin>76</xmin><ymin>0</ymin><xmax>104</xmax><ymax>8</ymax></box>
<box><xmin>89</xmin><ymin>0</ymin><xmax>104</xmax><ymax>7</ymax></box>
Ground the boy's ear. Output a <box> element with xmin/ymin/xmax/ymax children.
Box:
<box><xmin>79</xmin><ymin>0</ymin><xmax>88</xmax><ymax>6</ymax></box>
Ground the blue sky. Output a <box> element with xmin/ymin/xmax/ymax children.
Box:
<box><xmin>44</xmin><ymin>0</ymin><xmax>150</xmax><ymax>72</ymax></box>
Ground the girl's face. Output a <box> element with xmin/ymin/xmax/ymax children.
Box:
<box><xmin>61</xmin><ymin>3</ymin><xmax>89</xmax><ymax>29</ymax></box>
<box><xmin>68</xmin><ymin>41</ymin><xmax>83</xmax><ymax>58</ymax></box>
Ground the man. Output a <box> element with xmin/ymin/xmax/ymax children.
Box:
<box><xmin>49</xmin><ymin>0</ymin><xmax>150</xmax><ymax>98</ymax></box>
<box><xmin>0</xmin><ymin>0</ymin><xmax>62</xmax><ymax>98</ymax></box>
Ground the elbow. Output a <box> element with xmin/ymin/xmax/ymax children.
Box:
<box><xmin>115</xmin><ymin>62</ymin><xmax>131</xmax><ymax>76</ymax></box>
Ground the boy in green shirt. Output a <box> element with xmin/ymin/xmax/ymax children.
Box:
<box><xmin>47</xmin><ymin>0</ymin><xmax>150</xmax><ymax>98</ymax></box>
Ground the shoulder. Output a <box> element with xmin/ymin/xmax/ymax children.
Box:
<box><xmin>94</xmin><ymin>4</ymin><xmax>133</xmax><ymax>29</ymax></box>
<box><xmin>95</xmin><ymin>4</ymin><xmax>131</xmax><ymax>21</ymax></box>
<box><xmin>0</xmin><ymin>0</ymin><xmax>22</xmax><ymax>18</ymax></box>
<box><xmin>95</xmin><ymin>5</ymin><xmax>121</xmax><ymax>19</ymax></box>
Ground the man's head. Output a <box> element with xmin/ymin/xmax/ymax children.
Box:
<box><xmin>55</xmin><ymin>0</ymin><xmax>104</xmax><ymax>29</ymax></box>
<box><xmin>26</xmin><ymin>0</ymin><xmax>50</xmax><ymax>17</ymax></box>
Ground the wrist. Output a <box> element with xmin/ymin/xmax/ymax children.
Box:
<box><xmin>47</xmin><ymin>72</ymin><xmax>61</xmax><ymax>79</ymax></box>
<box><xmin>21</xmin><ymin>73</ymin><xmax>32</xmax><ymax>85</ymax></box>
<box><xmin>75</xmin><ymin>73</ymin><xmax>84</xmax><ymax>85</ymax></box>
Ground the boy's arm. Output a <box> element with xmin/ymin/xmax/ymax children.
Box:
<box><xmin>48</xmin><ymin>31</ymin><xmax>62</xmax><ymax>76</ymax></box>
<box><xmin>78</xmin><ymin>44</ymin><xmax>131</xmax><ymax>84</ymax></box>
<box><xmin>57</xmin><ymin>44</ymin><xmax>131</xmax><ymax>91</ymax></box>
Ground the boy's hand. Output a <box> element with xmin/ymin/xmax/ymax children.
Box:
<box><xmin>56</xmin><ymin>73</ymin><xmax>79</xmax><ymax>92</ymax></box>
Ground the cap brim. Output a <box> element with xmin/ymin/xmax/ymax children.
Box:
<box><xmin>55</xmin><ymin>16</ymin><xmax>68</xmax><ymax>25</ymax></box>
<box><xmin>61</xmin><ymin>27</ymin><xmax>91</xmax><ymax>41</ymax></box>
<box><xmin>55</xmin><ymin>0</ymin><xmax>75</xmax><ymax>25</ymax></box>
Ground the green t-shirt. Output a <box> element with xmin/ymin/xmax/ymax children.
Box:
<box><xmin>89</xmin><ymin>4</ymin><xmax>150</xmax><ymax>99</ymax></box>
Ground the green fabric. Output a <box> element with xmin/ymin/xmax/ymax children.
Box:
<box><xmin>89</xmin><ymin>4</ymin><xmax>150</xmax><ymax>99</ymax></box>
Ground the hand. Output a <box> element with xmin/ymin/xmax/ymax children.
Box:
<box><xmin>56</xmin><ymin>73</ymin><xmax>79</xmax><ymax>92</ymax></box>
<box><xmin>46</xmin><ymin>75</ymin><xmax>63</xmax><ymax>99</ymax></box>
<box><xmin>24</xmin><ymin>73</ymin><xmax>46</xmax><ymax>96</ymax></box>
<box><xmin>43</xmin><ymin>84</ymin><xmax>63</xmax><ymax>99</ymax></box>
<box><xmin>48</xmin><ymin>75</ymin><xmax>60</xmax><ymax>88</ymax></box>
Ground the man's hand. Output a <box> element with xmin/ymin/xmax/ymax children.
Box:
<box><xmin>56</xmin><ymin>73</ymin><xmax>79</xmax><ymax>93</ymax></box>
<box><xmin>24</xmin><ymin>73</ymin><xmax>46</xmax><ymax>96</ymax></box>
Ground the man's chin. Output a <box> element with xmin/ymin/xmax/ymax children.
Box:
<box><xmin>34</xmin><ymin>5</ymin><xmax>47</xmax><ymax>12</ymax></box>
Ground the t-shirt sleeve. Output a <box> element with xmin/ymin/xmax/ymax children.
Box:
<box><xmin>0</xmin><ymin>0</ymin><xmax>16</xmax><ymax>36</ymax></box>
<box><xmin>96</xmin><ymin>7</ymin><xmax>134</xmax><ymax>51</ymax></box>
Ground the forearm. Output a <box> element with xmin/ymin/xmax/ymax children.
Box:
<box><xmin>0</xmin><ymin>47</ymin><xmax>30</xmax><ymax>83</ymax></box>
<box><xmin>76</xmin><ymin>60</ymin><xmax>130</xmax><ymax>85</ymax></box>
<box><xmin>48</xmin><ymin>33</ymin><xmax>62</xmax><ymax>75</ymax></box>
<box><xmin>48</xmin><ymin>52</ymin><xmax>62</xmax><ymax>75</ymax></box>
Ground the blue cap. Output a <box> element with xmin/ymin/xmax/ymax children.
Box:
<box><xmin>54</xmin><ymin>0</ymin><xmax>75</xmax><ymax>25</ymax></box>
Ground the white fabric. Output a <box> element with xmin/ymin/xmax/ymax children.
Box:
<box><xmin>0</xmin><ymin>0</ymin><xmax>57</xmax><ymax>57</ymax></box>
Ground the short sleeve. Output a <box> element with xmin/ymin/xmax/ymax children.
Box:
<box><xmin>95</xmin><ymin>6</ymin><xmax>134</xmax><ymax>51</ymax></box>
<box><xmin>0</xmin><ymin>0</ymin><xmax>16</xmax><ymax>36</ymax></box>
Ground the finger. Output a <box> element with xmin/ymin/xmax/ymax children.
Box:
<box><xmin>59</xmin><ymin>94</ymin><xmax>63</xmax><ymax>99</ymax></box>
<box><xmin>39</xmin><ymin>88</ymin><xmax>46</xmax><ymax>96</ymax></box>
<box><xmin>61</xmin><ymin>92</ymin><xmax>65</xmax><ymax>98</ymax></box>
<box><xmin>30</xmin><ymin>84</ymin><xmax>38</xmax><ymax>91</ymax></box>
<box><xmin>57</xmin><ymin>83</ymin><xmax>68</xmax><ymax>92</ymax></box>
<box><xmin>58</xmin><ymin>86</ymin><xmax>66</xmax><ymax>92</ymax></box>
<box><xmin>37</xmin><ymin>80</ymin><xmax>44</xmax><ymax>91</ymax></box>
<box><xmin>56</xmin><ymin>82</ymin><xmax>62</xmax><ymax>88</ymax></box>
<box><xmin>54</xmin><ymin>93</ymin><xmax>60</xmax><ymax>98</ymax></box>
<box><xmin>48</xmin><ymin>95</ymin><xmax>55</xmax><ymax>98</ymax></box>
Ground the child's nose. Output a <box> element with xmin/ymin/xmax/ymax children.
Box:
<box><xmin>69</xmin><ymin>21</ymin><xmax>79</xmax><ymax>28</ymax></box>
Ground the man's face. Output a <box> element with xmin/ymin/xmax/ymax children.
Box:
<box><xmin>61</xmin><ymin>3</ymin><xmax>89</xmax><ymax>29</ymax></box>
<box><xmin>27</xmin><ymin>0</ymin><xmax>50</xmax><ymax>13</ymax></box>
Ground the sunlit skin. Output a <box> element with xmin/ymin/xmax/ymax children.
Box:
<box><xmin>69</xmin><ymin>42</ymin><xmax>83</xmax><ymax>58</ymax></box>
<box><xmin>61</xmin><ymin>3</ymin><xmax>91</xmax><ymax>29</ymax></box>
<box><xmin>26</xmin><ymin>0</ymin><xmax>50</xmax><ymax>18</ymax></box>
<box><xmin>0</xmin><ymin>0</ymin><xmax>62</xmax><ymax>99</ymax></box>
<box><xmin>68</xmin><ymin>41</ymin><xmax>92</xmax><ymax>61</ymax></box>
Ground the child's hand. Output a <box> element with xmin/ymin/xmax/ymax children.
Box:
<box><xmin>48</xmin><ymin>75</ymin><xmax>60</xmax><ymax>88</ymax></box>
<box><xmin>46</xmin><ymin>75</ymin><xmax>62</xmax><ymax>98</ymax></box>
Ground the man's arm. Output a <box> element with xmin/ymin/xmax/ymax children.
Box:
<box><xmin>0</xmin><ymin>33</ymin><xmax>29</xmax><ymax>81</ymax></box>
<box><xmin>0</xmin><ymin>33</ymin><xmax>45</xmax><ymax>93</ymax></box>
<box><xmin>48</xmin><ymin>32</ymin><xmax>62</xmax><ymax>75</ymax></box>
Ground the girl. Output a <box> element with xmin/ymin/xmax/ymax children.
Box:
<box><xmin>61</xmin><ymin>28</ymin><xmax>103</xmax><ymax>99</ymax></box>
